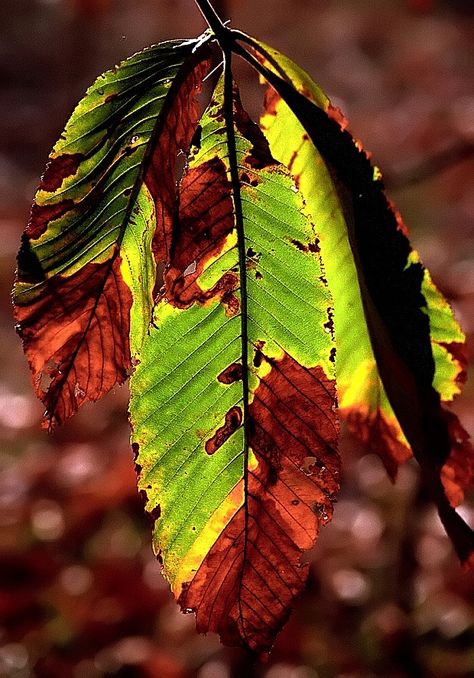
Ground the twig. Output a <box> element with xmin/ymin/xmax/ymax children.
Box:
<box><xmin>194</xmin><ymin>0</ymin><xmax>231</xmax><ymax>44</ymax></box>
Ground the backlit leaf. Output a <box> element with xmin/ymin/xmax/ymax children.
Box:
<box><xmin>13</xmin><ymin>36</ymin><xmax>211</xmax><ymax>428</ymax></box>
<box><xmin>14</xmin><ymin>10</ymin><xmax>473</xmax><ymax>656</ymax></box>
<box><xmin>243</xmin><ymin>35</ymin><xmax>473</xmax><ymax>564</ymax></box>
<box><xmin>129</xmin><ymin>76</ymin><xmax>339</xmax><ymax>653</ymax></box>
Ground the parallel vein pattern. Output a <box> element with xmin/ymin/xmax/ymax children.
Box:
<box><xmin>14</xmin><ymin>37</ymin><xmax>210</xmax><ymax>427</ymax></box>
<box><xmin>129</xmin><ymin>77</ymin><xmax>339</xmax><ymax>653</ymax></box>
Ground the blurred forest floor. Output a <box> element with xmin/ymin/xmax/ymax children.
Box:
<box><xmin>0</xmin><ymin>1</ymin><xmax>473</xmax><ymax>677</ymax></box>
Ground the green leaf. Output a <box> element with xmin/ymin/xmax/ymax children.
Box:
<box><xmin>13</xmin><ymin>36</ymin><xmax>211</xmax><ymax>428</ymax></box>
<box><xmin>243</xmin><ymin>35</ymin><xmax>473</xmax><ymax>564</ymax></box>
<box><xmin>129</xmin><ymin>75</ymin><xmax>339</xmax><ymax>653</ymax></box>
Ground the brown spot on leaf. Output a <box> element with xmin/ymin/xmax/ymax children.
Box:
<box><xmin>217</xmin><ymin>362</ymin><xmax>243</xmax><ymax>384</ymax></box>
<box><xmin>164</xmin><ymin>157</ymin><xmax>236</xmax><ymax>309</ymax></box>
<box><xmin>234</xmin><ymin>88</ymin><xmax>275</xmax><ymax>170</ymax></box>
<box><xmin>27</xmin><ymin>199</ymin><xmax>75</xmax><ymax>240</ymax></box>
<box><xmin>288</xmin><ymin>150</ymin><xmax>298</xmax><ymax>172</ymax></box>
<box><xmin>291</xmin><ymin>239</ymin><xmax>308</xmax><ymax>252</ymax></box>
<box><xmin>222</xmin><ymin>291</ymin><xmax>240</xmax><ymax>317</ymax></box>
<box><xmin>253</xmin><ymin>341</ymin><xmax>266</xmax><ymax>368</ymax></box>
<box><xmin>39</xmin><ymin>153</ymin><xmax>84</xmax><ymax>193</ymax></box>
<box><xmin>149</xmin><ymin>504</ymin><xmax>161</xmax><ymax>521</ymax></box>
<box><xmin>324</xmin><ymin>307</ymin><xmax>334</xmax><ymax>337</ymax></box>
<box><xmin>205</xmin><ymin>406</ymin><xmax>242</xmax><ymax>455</ymax></box>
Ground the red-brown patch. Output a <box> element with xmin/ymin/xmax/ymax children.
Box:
<box><xmin>104</xmin><ymin>93</ymin><xmax>118</xmax><ymax>104</ymax></box>
<box><xmin>15</xmin><ymin>253</ymin><xmax>132</xmax><ymax>429</ymax></box>
<box><xmin>179</xmin><ymin>353</ymin><xmax>339</xmax><ymax>653</ymax></box>
<box><xmin>262</xmin><ymin>84</ymin><xmax>281</xmax><ymax>119</ymax></box>
<box><xmin>39</xmin><ymin>153</ymin><xmax>84</xmax><ymax>193</ymax></box>
<box><xmin>326</xmin><ymin>104</ymin><xmax>349</xmax><ymax>131</ymax></box>
<box><xmin>217</xmin><ymin>363</ymin><xmax>243</xmax><ymax>384</ymax></box>
<box><xmin>441</xmin><ymin>410</ymin><xmax>474</xmax><ymax>507</ymax></box>
<box><xmin>438</xmin><ymin>341</ymin><xmax>468</xmax><ymax>391</ymax></box>
<box><xmin>27</xmin><ymin>199</ymin><xmax>75</xmax><ymax>240</ymax></box>
<box><xmin>145</xmin><ymin>59</ymin><xmax>210</xmax><ymax>266</ymax></box>
<box><xmin>387</xmin><ymin>198</ymin><xmax>411</xmax><ymax>237</ymax></box>
<box><xmin>205</xmin><ymin>407</ymin><xmax>243</xmax><ymax>455</ymax></box>
<box><xmin>164</xmin><ymin>156</ymin><xmax>236</xmax><ymax>309</ymax></box>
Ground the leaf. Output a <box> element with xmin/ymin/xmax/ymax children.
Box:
<box><xmin>13</xmin><ymin>36</ymin><xmax>211</xmax><ymax>428</ymax></box>
<box><xmin>129</xmin><ymin>75</ymin><xmax>339</xmax><ymax>654</ymax></box>
<box><xmin>241</xmin><ymin>35</ymin><xmax>473</xmax><ymax>564</ymax></box>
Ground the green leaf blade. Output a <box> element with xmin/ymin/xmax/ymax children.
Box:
<box><xmin>129</xmin><ymin>77</ymin><xmax>339</xmax><ymax>653</ymax></box>
<box><xmin>14</xmin><ymin>37</ymin><xmax>211</xmax><ymax>428</ymax></box>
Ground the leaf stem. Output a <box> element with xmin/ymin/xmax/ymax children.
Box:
<box><xmin>194</xmin><ymin>0</ymin><xmax>229</xmax><ymax>43</ymax></box>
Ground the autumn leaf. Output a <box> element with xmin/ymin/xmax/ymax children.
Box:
<box><xmin>237</xmin><ymin>34</ymin><xmax>473</xmax><ymax>565</ymax></box>
<box><xmin>13</xmin><ymin>36</ymin><xmax>211</xmax><ymax>428</ymax></box>
<box><xmin>129</xmin><ymin>75</ymin><xmax>339</xmax><ymax>653</ymax></box>
<box><xmin>13</xmin><ymin>2</ymin><xmax>474</xmax><ymax>656</ymax></box>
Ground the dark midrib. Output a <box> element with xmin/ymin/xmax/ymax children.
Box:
<box><xmin>222</xmin><ymin>49</ymin><xmax>251</xmax><ymax>642</ymax></box>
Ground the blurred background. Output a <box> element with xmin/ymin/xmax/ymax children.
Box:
<box><xmin>1</xmin><ymin>1</ymin><xmax>473</xmax><ymax>676</ymax></box>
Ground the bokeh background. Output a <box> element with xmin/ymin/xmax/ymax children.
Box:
<box><xmin>1</xmin><ymin>1</ymin><xmax>473</xmax><ymax>676</ymax></box>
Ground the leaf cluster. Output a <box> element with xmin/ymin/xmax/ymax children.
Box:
<box><xmin>13</xmin><ymin>0</ymin><xmax>473</xmax><ymax>654</ymax></box>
